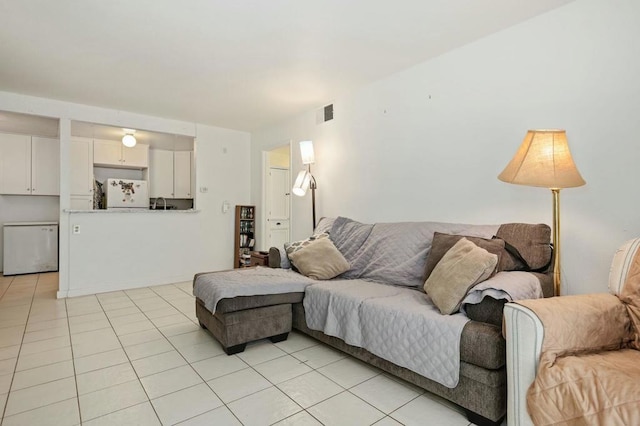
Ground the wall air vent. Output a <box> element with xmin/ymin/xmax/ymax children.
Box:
<box><xmin>316</xmin><ymin>103</ymin><xmax>334</xmax><ymax>124</ymax></box>
<box><xmin>324</xmin><ymin>104</ymin><xmax>334</xmax><ymax>122</ymax></box>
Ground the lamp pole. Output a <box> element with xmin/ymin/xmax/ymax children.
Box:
<box><xmin>308</xmin><ymin>164</ymin><xmax>317</xmax><ymax>230</ymax></box>
<box><xmin>551</xmin><ymin>188</ymin><xmax>561</xmax><ymax>296</ymax></box>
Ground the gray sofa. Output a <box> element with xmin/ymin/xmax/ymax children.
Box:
<box><xmin>194</xmin><ymin>218</ymin><xmax>553</xmax><ymax>426</ymax></box>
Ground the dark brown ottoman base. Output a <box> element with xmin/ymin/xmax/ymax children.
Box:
<box><xmin>195</xmin><ymin>298</ymin><xmax>293</xmax><ymax>355</ymax></box>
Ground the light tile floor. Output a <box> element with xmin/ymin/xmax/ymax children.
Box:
<box><xmin>0</xmin><ymin>273</ymin><xmax>485</xmax><ymax>425</ymax></box>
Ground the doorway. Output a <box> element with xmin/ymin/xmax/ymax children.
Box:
<box><xmin>264</xmin><ymin>144</ymin><xmax>291</xmax><ymax>250</ymax></box>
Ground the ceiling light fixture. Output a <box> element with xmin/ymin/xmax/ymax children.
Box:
<box><xmin>122</xmin><ymin>129</ymin><xmax>137</xmax><ymax>147</ymax></box>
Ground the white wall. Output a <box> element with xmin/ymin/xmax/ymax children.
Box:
<box><xmin>0</xmin><ymin>92</ymin><xmax>250</xmax><ymax>297</ymax></box>
<box><xmin>251</xmin><ymin>0</ymin><xmax>640</xmax><ymax>295</ymax></box>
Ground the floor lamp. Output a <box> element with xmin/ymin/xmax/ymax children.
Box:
<box><xmin>292</xmin><ymin>141</ymin><xmax>317</xmax><ymax>230</ymax></box>
<box><xmin>498</xmin><ymin>130</ymin><xmax>585</xmax><ymax>296</ymax></box>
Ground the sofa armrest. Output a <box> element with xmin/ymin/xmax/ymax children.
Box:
<box><xmin>268</xmin><ymin>247</ymin><xmax>282</xmax><ymax>268</ymax></box>
<box><xmin>504</xmin><ymin>303</ymin><xmax>543</xmax><ymax>426</ymax></box>
<box><xmin>516</xmin><ymin>294</ymin><xmax>630</xmax><ymax>357</ymax></box>
<box><xmin>504</xmin><ymin>294</ymin><xmax>630</xmax><ymax>426</ymax></box>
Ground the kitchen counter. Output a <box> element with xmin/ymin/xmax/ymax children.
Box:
<box><xmin>65</xmin><ymin>209</ymin><xmax>200</xmax><ymax>214</ymax></box>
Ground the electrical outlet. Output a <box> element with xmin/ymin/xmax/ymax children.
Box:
<box><xmin>72</xmin><ymin>225</ymin><xmax>81</xmax><ymax>234</ymax></box>
<box><xmin>200</xmin><ymin>186</ymin><xmax>208</xmax><ymax>193</ymax></box>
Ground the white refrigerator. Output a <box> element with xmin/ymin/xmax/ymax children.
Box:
<box><xmin>3</xmin><ymin>222</ymin><xmax>58</xmax><ymax>275</ymax></box>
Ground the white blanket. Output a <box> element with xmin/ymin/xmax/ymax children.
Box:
<box><xmin>304</xmin><ymin>279</ymin><xmax>470</xmax><ymax>388</ymax></box>
<box><xmin>193</xmin><ymin>267</ymin><xmax>314</xmax><ymax>313</ymax></box>
<box><xmin>461</xmin><ymin>271</ymin><xmax>544</xmax><ymax>309</ymax></box>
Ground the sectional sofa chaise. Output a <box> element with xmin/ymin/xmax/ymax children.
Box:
<box><xmin>193</xmin><ymin>217</ymin><xmax>553</xmax><ymax>426</ymax></box>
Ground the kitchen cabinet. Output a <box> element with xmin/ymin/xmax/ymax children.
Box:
<box><xmin>148</xmin><ymin>149</ymin><xmax>193</xmax><ymax>199</ymax></box>
<box><xmin>70</xmin><ymin>195</ymin><xmax>93</xmax><ymax>210</ymax></box>
<box><xmin>173</xmin><ymin>151</ymin><xmax>192</xmax><ymax>198</ymax></box>
<box><xmin>0</xmin><ymin>133</ymin><xmax>59</xmax><ymax>195</ymax></box>
<box><xmin>70</xmin><ymin>137</ymin><xmax>94</xmax><ymax>197</ymax></box>
<box><xmin>149</xmin><ymin>149</ymin><xmax>173</xmax><ymax>198</ymax></box>
<box><xmin>93</xmin><ymin>139</ymin><xmax>149</xmax><ymax>169</ymax></box>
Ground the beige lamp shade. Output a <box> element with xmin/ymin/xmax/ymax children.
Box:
<box><xmin>498</xmin><ymin>130</ymin><xmax>585</xmax><ymax>189</ymax></box>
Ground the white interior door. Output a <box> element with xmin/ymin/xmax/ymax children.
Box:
<box><xmin>267</xmin><ymin>167</ymin><xmax>290</xmax><ymax>248</ymax></box>
<box><xmin>269</xmin><ymin>168</ymin><xmax>289</xmax><ymax>220</ymax></box>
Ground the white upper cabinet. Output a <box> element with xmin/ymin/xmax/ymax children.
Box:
<box><xmin>0</xmin><ymin>133</ymin><xmax>31</xmax><ymax>195</ymax></box>
<box><xmin>31</xmin><ymin>137</ymin><xmax>60</xmax><ymax>196</ymax></box>
<box><xmin>124</xmin><ymin>144</ymin><xmax>149</xmax><ymax>168</ymax></box>
<box><xmin>148</xmin><ymin>149</ymin><xmax>193</xmax><ymax>199</ymax></box>
<box><xmin>149</xmin><ymin>149</ymin><xmax>174</xmax><ymax>198</ymax></box>
<box><xmin>0</xmin><ymin>133</ymin><xmax>59</xmax><ymax>196</ymax></box>
<box><xmin>70</xmin><ymin>137</ymin><xmax>94</xmax><ymax>201</ymax></box>
<box><xmin>69</xmin><ymin>137</ymin><xmax>95</xmax><ymax>209</ymax></box>
<box><xmin>93</xmin><ymin>139</ymin><xmax>149</xmax><ymax>169</ymax></box>
<box><xmin>173</xmin><ymin>151</ymin><xmax>192</xmax><ymax>198</ymax></box>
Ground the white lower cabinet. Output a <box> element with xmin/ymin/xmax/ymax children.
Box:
<box><xmin>268</xmin><ymin>219</ymin><xmax>290</xmax><ymax>250</ymax></box>
<box><xmin>70</xmin><ymin>195</ymin><xmax>93</xmax><ymax>210</ymax></box>
<box><xmin>0</xmin><ymin>133</ymin><xmax>59</xmax><ymax>196</ymax></box>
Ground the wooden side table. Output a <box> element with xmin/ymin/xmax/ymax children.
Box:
<box><xmin>249</xmin><ymin>251</ymin><xmax>269</xmax><ymax>267</ymax></box>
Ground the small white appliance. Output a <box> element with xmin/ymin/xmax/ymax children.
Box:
<box><xmin>3</xmin><ymin>222</ymin><xmax>58</xmax><ymax>275</ymax></box>
<box><xmin>105</xmin><ymin>179</ymin><xmax>149</xmax><ymax>209</ymax></box>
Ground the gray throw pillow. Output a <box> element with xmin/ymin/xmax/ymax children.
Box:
<box><xmin>425</xmin><ymin>232</ymin><xmax>505</xmax><ymax>280</ymax></box>
<box><xmin>424</xmin><ymin>238</ymin><xmax>498</xmax><ymax>315</ymax></box>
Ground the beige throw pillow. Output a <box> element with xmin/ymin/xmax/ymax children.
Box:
<box><xmin>288</xmin><ymin>237</ymin><xmax>350</xmax><ymax>280</ymax></box>
<box><xmin>424</xmin><ymin>238</ymin><xmax>498</xmax><ymax>315</ymax></box>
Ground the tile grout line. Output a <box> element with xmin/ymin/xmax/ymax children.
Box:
<box><xmin>92</xmin><ymin>290</ymin><xmax>163</xmax><ymax>425</ymax></box>
<box><xmin>81</xmin><ymin>283</ymin><xmax>227</xmax><ymax>423</ymax></box>
<box><xmin>0</xmin><ymin>274</ymin><xmax>39</xmax><ymax>422</ymax></box>
<box><xmin>64</xmin><ymin>291</ymin><xmax>85</xmax><ymax>425</ymax></box>
<box><xmin>146</xmin><ymin>284</ymin><xmax>248</xmax><ymax>425</ymax></box>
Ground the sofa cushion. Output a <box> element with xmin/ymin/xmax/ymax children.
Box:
<box><xmin>328</xmin><ymin>217</ymin><xmax>374</xmax><ymax>262</ymax></box>
<box><xmin>288</xmin><ymin>237</ymin><xmax>350</xmax><ymax>280</ymax></box>
<box><xmin>214</xmin><ymin>292</ymin><xmax>304</xmax><ymax>314</ymax></box>
<box><xmin>425</xmin><ymin>232</ymin><xmax>505</xmax><ymax>280</ymax></box>
<box><xmin>314</xmin><ymin>217</ymin><xmax>335</xmax><ymax>235</ymax></box>
<box><xmin>425</xmin><ymin>238</ymin><xmax>498</xmax><ymax>315</ymax></box>
<box><xmin>330</xmin><ymin>216</ymin><xmax>500</xmax><ymax>288</ymax></box>
<box><xmin>495</xmin><ymin>223</ymin><xmax>551</xmax><ymax>271</ymax></box>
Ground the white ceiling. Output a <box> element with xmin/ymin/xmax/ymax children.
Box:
<box><xmin>0</xmin><ymin>0</ymin><xmax>574</xmax><ymax>132</ymax></box>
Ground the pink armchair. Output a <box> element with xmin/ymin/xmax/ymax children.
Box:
<box><xmin>504</xmin><ymin>238</ymin><xmax>640</xmax><ymax>425</ymax></box>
